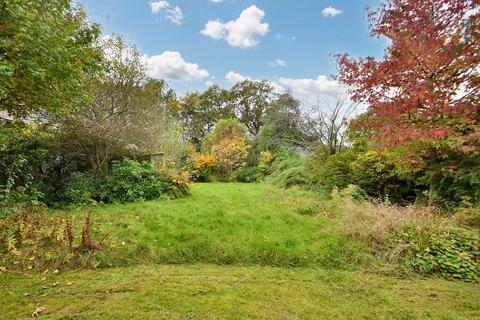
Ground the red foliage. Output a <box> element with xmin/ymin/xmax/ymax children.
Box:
<box><xmin>336</xmin><ymin>0</ymin><xmax>479</xmax><ymax>149</ymax></box>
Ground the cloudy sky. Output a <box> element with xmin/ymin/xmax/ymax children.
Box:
<box><xmin>82</xmin><ymin>0</ymin><xmax>386</xmax><ymax>102</ymax></box>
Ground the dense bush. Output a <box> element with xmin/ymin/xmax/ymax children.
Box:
<box><xmin>349</xmin><ymin>149</ymin><xmax>423</xmax><ymax>203</ymax></box>
<box><xmin>60</xmin><ymin>171</ymin><xmax>102</xmax><ymax>205</ymax></box>
<box><xmin>234</xmin><ymin>166</ymin><xmax>264</xmax><ymax>183</ymax></box>
<box><xmin>101</xmin><ymin>159</ymin><xmax>190</xmax><ymax>203</ymax></box>
<box><xmin>307</xmin><ymin>148</ymin><xmax>358</xmax><ymax>192</ymax></box>
<box><xmin>191</xmin><ymin>153</ymin><xmax>217</xmax><ymax>182</ymax></box>
<box><xmin>258</xmin><ymin>150</ymin><xmax>273</xmax><ymax>174</ymax></box>
<box><xmin>0</xmin><ymin>122</ymin><xmax>57</xmax><ymax>209</ymax></box>
<box><xmin>211</xmin><ymin>136</ymin><xmax>249</xmax><ymax>180</ymax></box>
<box><xmin>271</xmin><ymin>149</ymin><xmax>309</xmax><ymax>188</ymax></box>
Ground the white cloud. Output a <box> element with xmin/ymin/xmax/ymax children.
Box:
<box><xmin>322</xmin><ymin>6</ymin><xmax>343</xmax><ymax>18</ymax></box>
<box><xmin>269</xmin><ymin>59</ymin><xmax>287</xmax><ymax>68</ymax></box>
<box><xmin>149</xmin><ymin>1</ymin><xmax>183</xmax><ymax>25</ymax></box>
<box><xmin>150</xmin><ymin>0</ymin><xmax>169</xmax><ymax>13</ymax></box>
<box><xmin>142</xmin><ymin>51</ymin><xmax>209</xmax><ymax>82</ymax></box>
<box><xmin>201</xmin><ymin>5</ymin><xmax>269</xmax><ymax>48</ymax></box>
<box><xmin>278</xmin><ymin>75</ymin><xmax>343</xmax><ymax>99</ymax></box>
<box><xmin>165</xmin><ymin>6</ymin><xmax>183</xmax><ymax>25</ymax></box>
<box><xmin>225</xmin><ymin>71</ymin><xmax>284</xmax><ymax>93</ymax></box>
<box><xmin>209</xmin><ymin>0</ymin><xmax>223</xmax><ymax>3</ymax></box>
<box><xmin>225</xmin><ymin>71</ymin><xmax>251</xmax><ymax>83</ymax></box>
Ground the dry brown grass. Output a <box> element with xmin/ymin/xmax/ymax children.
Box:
<box><xmin>328</xmin><ymin>186</ymin><xmax>452</xmax><ymax>262</ymax></box>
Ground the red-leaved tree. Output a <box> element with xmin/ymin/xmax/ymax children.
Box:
<box><xmin>336</xmin><ymin>0</ymin><xmax>479</xmax><ymax>149</ymax></box>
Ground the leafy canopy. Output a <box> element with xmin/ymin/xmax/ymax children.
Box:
<box><xmin>0</xmin><ymin>0</ymin><xmax>102</xmax><ymax>117</ymax></box>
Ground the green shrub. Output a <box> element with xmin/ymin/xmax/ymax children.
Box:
<box><xmin>307</xmin><ymin>148</ymin><xmax>358</xmax><ymax>192</ymax></box>
<box><xmin>308</xmin><ymin>146</ymin><xmax>426</xmax><ymax>203</ymax></box>
<box><xmin>234</xmin><ymin>166</ymin><xmax>264</xmax><ymax>183</ymax></box>
<box><xmin>271</xmin><ymin>149</ymin><xmax>308</xmax><ymax>188</ymax></box>
<box><xmin>350</xmin><ymin>149</ymin><xmax>423</xmax><ymax>203</ymax></box>
<box><xmin>101</xmin><ymin>159</ymin><xmax>189</xmax><ymax>203</ymax></box>
<box><xmin>60</xmin><ymin>171</ymin><xmax>102</xmax><ymax>205</ymax></box>
<box><xmin>408</xmin><ymin>227</ymin><xmax>479</xmax><ymax>281</ymax></box>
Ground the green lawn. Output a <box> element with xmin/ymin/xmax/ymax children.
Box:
<box><xmin>68</xmin><ymin>183</ymin><xmax>368</xmax><ymax>269</ymax></box>
<box><xmin>1</xmin><ymin>183</ymin><xmax>479</xmax><ymax>319</ymax></box>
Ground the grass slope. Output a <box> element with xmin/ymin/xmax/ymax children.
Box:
<box><xmin>1</xmin><ymin>183</ymin><xmax>479</xmax><ymax>319</ymax></box>
<box><xmin>69</xmin><ymin>183</ymin><xmax>367</xmax><ymax>268</ymax></box>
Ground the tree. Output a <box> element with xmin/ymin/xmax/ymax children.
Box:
<box><xmin>205</xmin><ymin>119</ymin><xmax>249</xmax><ymax>179</ymax></box>
<box><xmin>256</xmin><ymin>92</ymin><xmax>305</xmax><ymax>151</ymax></box>
<box><xmin>202</xmin><ymin>118</ymin><xmax>248</xmax><ymax>152</ymax></box>
<box><xmin>175</xmin><ymin>85</ymin><xmax>232</xmax><ymax>149</ymax></box>
<box><xmin>228</xmin><ymin>80</ymin><xmax>277</xmax><ymax>136</ymax></box>
<box><xmin>0</xmin><ymin>0</ymin><xmax>102</xmax><ymax>118</ymax></box>
<box><xmin>336</xmin><ymin>0</ymin><xmax>480</xmax><ymax>204</ymax></box>
<box><xmin>303</xmin><ymin>95</ymin><xmax>358</xmax><ymax>156</ymax></box>
<box><xmin>336</xmin><ymin>0</ymin><xmax>479</xmax><ymax>147</ymax></box>
<box><xmin>61</xmin><ymin>36</ymin><xmax>173</xmax><ymax>174</ymax></box>
<box><xmin>211</xmin><ymin>137</ymin><xmax>249</xmax><ymax>179</ymax></box>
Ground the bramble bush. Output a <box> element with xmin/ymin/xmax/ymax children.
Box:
<box><xmin>407</xmin><ymin>227</ymin><xmax>479</xmax><ymax>281</ymax></box>
<box><xmin>328</xmin><ymin>186</ymin><xmax>479</xmax><ymax>281</ymax></box>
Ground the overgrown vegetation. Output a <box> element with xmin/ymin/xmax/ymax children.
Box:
<box><xmin>0</xmin><ymin>206</ymin><xmax>104</xmax><ymax>271</ymax></box>
<box><xmin>0</xmin><ymin>2</ymin><xmax>479</xmax><ymax>318</ymax></box>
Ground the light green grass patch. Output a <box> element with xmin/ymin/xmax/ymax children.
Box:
<box><xmin>1</xmin><ymin>264</ymin><xmax>479</xmax><ymax>319</ymax></box>
<box><xmin>67</xmin><ymin>183</ymin><xmax>367</xmax><ymax>268</ymax></box>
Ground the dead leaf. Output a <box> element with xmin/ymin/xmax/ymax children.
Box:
<box><xmin>24</xmin><ymin>292</ymin><xmax>32</xmax><ymax>297</ymax></box>
<box><xmin>52</xmin><ymin>269</ymin><xmax>59</xmax><ymax>274</ymax></box>
<box><xmin>66</xmin><ymin>282</ymin><xmax>73</xmax><ymax>286</ymax></box>
<box><xmin>32</xmin><ymin>306</ymin><xmax>45</xmax><ymax>317</ymax></box>
<box><xmin>51</xmin><ymin>281</ymin><xmax>59</xmax><ymax>287</ymax></box>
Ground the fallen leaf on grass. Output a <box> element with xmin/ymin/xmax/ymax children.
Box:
<box><xmin>51</xmin><ymin>281</ymin><xmax>59</xmax><ymax>287</ymax></box>
<box><xmin>67</xmin><ymin>282</ymin><xmax>73</xmax><ymax>286</ymax></box>
<box><xmin>32</xmin><ymin>306</ymin><xmax>46</xmax><ymax>317</ymax></box>
<box><xmin>24</xmin><ymin>292</ymin><xmax>32</xmax><ymax>297</ymax></box>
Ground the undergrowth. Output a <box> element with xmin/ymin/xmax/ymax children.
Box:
<box><xmin>0</xmin><ymin>206</ymin><xmax>104</xmax><ymax>271</ymax></box>
<box><xmin>328</xmin><ymin>185</ymin><xmax>479</xmax><ymax>281</ymax></box>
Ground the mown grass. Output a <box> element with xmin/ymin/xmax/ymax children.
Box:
<box><xmin>1</xmin><ymin>264</ymin><xmax>479</xmax><ymax>319</ymax></box>
<box><xmin>68</xmin><ymin>183</ymin><xmax>369</xmax><ymax>269</ymax></box>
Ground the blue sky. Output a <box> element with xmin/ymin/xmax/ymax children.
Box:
<box><xmin>81</xmin><ymin>0</ymin><xmax>386</xmax><ymax>101</ymax></box>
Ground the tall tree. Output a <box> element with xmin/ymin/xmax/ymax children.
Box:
<box><xmin>175</xmin><ymin>85</ymin><xmax>232</xmax><ymax>148</ymax></box>
<box><xmin>336</xmin><ymin>0</ymin><xmax>479</xmax><ymax>147</ymax></box>
<box><xmin>336</xmin><ymin>0</ymin><xmax>480</xmax><ymax>203</ymax></box>
<box><xmin>256</xmin><ymin>92</ymin><xmax>305</xmax><ymax>151</ymax></box>
<box><xmin>228</xmin><ymin>80</ymin><xmax>277</xmax><ymax>136</ymax></box>
<box><xmin>0</xmin><ymin>0</ymin><xmax>102</xmax><ymax>118</ymax></box>
<box><xmin>303</xmin><ymin>95</ymin><xmax>359</xmax><ymax>156</ymax></box>
<box><xmin>61</xmin><ymin>36</ymin><xmax>173</xmax><ymax>174</ymax></box>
